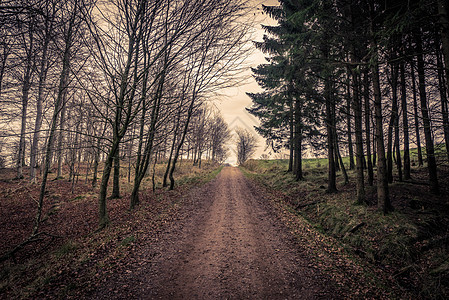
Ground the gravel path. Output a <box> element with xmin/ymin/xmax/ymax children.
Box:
<box><xmin>93</xmin><ymin>167</ymin><xmax>339</xmax><ymax>299</ymax></box>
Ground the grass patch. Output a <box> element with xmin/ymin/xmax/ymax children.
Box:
<box><xmin>120</xmin><ymin>235</ymin><xmax>135</xmax><ymax>247</ymax></box>
<box><xmin>70</xmin><ymin>195</ymin><xmax>85</xmax><ymax>202</ymax></box>
<box><xmin>176</xmin><ymin>164</ymin><xmax>223</xmax><ymax>187</ymax></box>
<box><xmin>55</xmin><ymin>240</ymin><xmax>78</xmax><ymax>258</ymax></box>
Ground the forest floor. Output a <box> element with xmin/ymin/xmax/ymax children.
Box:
<box><xmin>1</xmin><ymin>162</ymin><xmax>441</xmax><ymax>299</ymax></box>
<box><xmin>241</xmin><ymin>158</ymin><xmax>449</xmax><ymax>299</ymax></box>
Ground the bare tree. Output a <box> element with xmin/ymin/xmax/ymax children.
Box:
<box><xmin>235</xmin><ymin>127</ymin><xmax>257</xmax><ymax>165</ymax></box>
<box><xmin>30</xmin><ymin>0</ymin><xmax>57</xmax><ymax>183</ymax></box>
<box><xmin>210</xmin><ymin>112</ymin><xmax>231</xmax><ymax>163</ymax></box>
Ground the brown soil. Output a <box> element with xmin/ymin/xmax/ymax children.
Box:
<box><xmin>92</xmin><ymin>167</ymin><xmax>340</xmax><ymax>299</ymax></box>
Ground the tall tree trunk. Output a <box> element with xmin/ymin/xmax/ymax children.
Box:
<box><xmin>56</xmin><ymin>97</ymin><xmax>67</xmax><ymax>179</ymax></box>
<box><xmin>17</xmin><ymin>31</ymin><xmax>34</xmax><ymax>179</ymax></box>
<box><xmin>437</xmin><ymin>1</ymin><xmax>449</xmax><ymax>150</ymax></box>
<box><xmin>363</xmin><ymin>70</ymin><xmax>374</xmax><ymax>186</ymax></box>
<box><xmin>99</xmin><ymin>142</ymin><xmax>118</xmax><ymax>228</ymax></box>
<box><xmin>352</xmin><ymin>71</ymin><xmax>365</xmax><ymax>204</ymax></box>
<box><xmin>436</xmin><ymin>44</ymin><xmax>449</xmax><ymax>162</ymax></box>
<box><xmin>415</xmin><ymin>30</ymin><xmax>440</xmax><ymax>194</ymax></box>
<box><xmin>400</xmin><ymin>61</ymin><xmax>411</xmax><ymax>180</ymax></box>
<box><xmin>370</xmin><ymin>36</ymin><xmax>391</xmax><ymax>213</ymax></box>
<box><xmin>334</xmin><ymin>137</ymin><xmax>340</xmax><ymax>173</ymax></box>
<box><xmin>294</xmin><ymin>98</ymin><xmax>303</xmax><ymax>181</ymax></box>
<box><xmin>33</xmin><ymin>8</ymin><xmax>73</xmax><ymax>235</ymax></box>
<box><xmin>163</xmin><ymin>134</ymin><xmax>176</xmax><ymax>187</ymax></box>
<box><xmin>335</xmin><ymin>134</ymin><xmax>349</xmax><ymax>185</ymax></box>
<box><xmin>128</xmin><ymin>124</ymin><xmax>135</xmax><ymax>183</ymax></box>
<box><xmin>394</xmin><ymin>111</ymin><xmax>403</xmax><ymax>182</ymax></box>
<box><xmin>170</xmin><ymin>97</ymin><xmax>196</xmax><ymax>190</ymax></box>
<box><xmin>110</xmin><ymin>145</ymin><xmax>120</xmax><ymax>198</ymax></box>
<box><xmin>387</xmin><ymin>63</ymin><xmax>399</xmax><ymax>183</ymax></box>
<box><xmin>288</xmin><ymin>100</ymin><xmax>294</xmax><ymax>172</ymax></box>
<box><xmin>325</xmin><ymin>75</ymin><xmax>337</xmax><ymax>193</ymax></box>
<box><xmin>394</xmin><ymin>69</ymin><xmax>403</xmax><ymax>183</ymax></box>
<box><xmin>92</xmin><ymin>120</ymin><xmax>107</xmax><ymax>187</ymax></box>
<box><xmin>92</xmin><ymin>138</ymin><xmax>100</xmax><ymax>187</ymax></box>
<box><xmin>411</xmin><ymin>61</ymin><xmax>424</xmax><ymax>166</ymax></box>
<box><xmin>130</xmin><ymin>65</ymin><xmax>165</xmax><ymax>208</ymax></box>
<box><xmin>0</xmin><ymin>43</ymin><xmax>10</xmax><ymax>98</ymax></box>
<box><xmin>347</xmin><ymin>73</ymin><xmax>355</xmax><ymax>170</ymax></box>
<box><xmin>98</xmin><ymin>14</ymin><xmax>143</xmax><ymax>227</ymax></box>
<box><xmin>164</xmin><ymin>100</ymin><xmax>183</xmax><ymax>187</ymax></box>
<box><xmin>30</xmin><ymin>35</ymin><xmax>51</xmax><ymax>182</ymax></box>
<box><xmin>17</xmin><ymin>68</ymin><xmax>32</xmax><ymax>179</ymax></box>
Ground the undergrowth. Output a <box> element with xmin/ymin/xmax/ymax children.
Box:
<box><xmin>240</xmin><ymin>157</ymin><xmax>449</xmax><ymax>299</ymax></box>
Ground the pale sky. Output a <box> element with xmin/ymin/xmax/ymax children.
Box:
<box><xmin>215</xmin><ymin>0</ymin><xmax>280</xmax><ymax>165</ymax></box>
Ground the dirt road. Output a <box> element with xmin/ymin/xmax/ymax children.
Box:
<box><xmin>95</xmin><ymin>167</ymin><xmax>339</xmax><ymax>299</ymax></box>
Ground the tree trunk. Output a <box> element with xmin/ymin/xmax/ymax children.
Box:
<box><xmin>352</xmin><ymin>72</ymin><xmax>365</xmax><ymax>204</ymax></box>
<box><xmin>17</xmin><ymin>71</ymin><xmax>31</xmax><ymax>180</ymax></box>
<box><xmin>163</xmin><ymin>137</ymin><xmax>175</xmax><ymax>187</ymax></box>
<box><xmin>30</xmin><ymin>26</ymin><xmax>51</xmax><ymax>183</ymax></box>
<box><xmin>170</xmin><ymin>94</ymin><xmax>197</xmax><ymax>190</ymax></box>
<box><xmin>325</xmin><ymin>75</ymin><xmax>337</xmax><ymax>193</ymax></box>
<box><xmin>437</xmin><ymin>0</ymin><xmax>449</xmax><ymax>160</ymax></box>
<box><xmin>347</xmin><ymin>74</ymin><xmax>355</xmax><ymax>170</ymax></box>
<box><xmin>288</xmin><ymin>100</ymin><xmax>294</xmax><ymax>172</ymax></box>
<box><xmin>415</xmin><ymin>30</ymin><xmax>440</xmax><ymax>194</ymax></box>
<box><xmin>363</xmin><ymin>70</ymin><xmax>374</xmax><ymax>186</ymax></box>
<box><xmin>33</xmin><ymin>10</ymin><xmax>72</xmax><ymax>235</ymax></box>
<box><xmin>411</xmin><ymin>61</ymin><xmax>424</xmax><ymax>166</ymax></box>
<box><xmin>436</xmin><ymin>44</ymin><xmax>449</xmax><ymax>162</ymax></box>
<box><xmin>387</xmin><ymin>63</ymin><xmax>399</xmax><ymax>183</ymax></box>
<box><xmin>164</xmin><ymin>105</ymin><xmax>182</xmax><ymax>187</ymax></box>
<box><xmin>370</xmin><ymin>36</ymin><xmax>391</xmax><ymax>213</ymax></box>
<box><xmin>335</xmin><ymin>134</ymin><xmax>349</xmax><ymax>185</ymax></box>
<box><xmin>400</xmin><ymin>61</ymin><xmax>411</xmax><ymax>180</ymax></box>
<box><xmin>92</xmin><ymin>121</ymin><xmax>106</xmax><ymax>187</ymax></box>
<box><xmin>110</xmin><ymin>145</ymin><xmax>120</xmax><ymax>198</ymax></box>
<box><xmin>17</xmin><ymin>37</ymin><xmax>34</xmax><ymax>180</ymax></box>
<box><xmin>394</xmin><ymin>110</ymin><xmax>403</xmax><ymax>182</ymax></box>
<box><xmin>98</xmin><ymin>142</ymin><xmax>118</xmax><ymax>228</ymax></box>
<box><xmin>56</xmin><ymin>96</ymin><xmax>67</xmax><ymax>179</ymax></box>
<box><xmin>0</xmin><ymin>43</ymin><xmax>10</xmax><ymax>98</ymax></box>
<box><xmin>334</xmin><ymin>136</ymin><xmax>340</xmax><ymax>173</ymax></box>
<box><xmin>130</xmin><ymin>67</ymin><xmax>164</xmax><ymax>208</ymax></box>
<box><xmin>294</xmin><ymin>98</ymin><xmax>303</xmax><ymax>181</ymax></box>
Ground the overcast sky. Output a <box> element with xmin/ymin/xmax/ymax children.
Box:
<box><xmin>215</xmin><ymin>0</ymin><xmax>279</xmax><ymax>165</ymax></box>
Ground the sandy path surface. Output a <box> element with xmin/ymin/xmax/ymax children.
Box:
<box><xmin>93</xmin><ymin>167</ymin><xmax>338</xmax><ymax>299</ymax></box>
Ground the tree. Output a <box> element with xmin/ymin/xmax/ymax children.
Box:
<box><xmin>235</xmin><ymin>127</ymin><xmax>257</xmax><ymax>165</ymax></box>
<box><xmin>209</xmin><ymin>113</ymin><xmax>231</xmax><ymax>163</ymax></box>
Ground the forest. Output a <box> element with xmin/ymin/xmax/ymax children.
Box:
<box><xmin>248</xmin><ymin>0</ymin><xmax>449</xmax><ymax>210</ymax></box>
<box><xmin>244</xmin><ymin>0</ymin><xmax>449</xmax><ymax>297</ymax></box>
<box><xmin>1</xmin><ymin>0</ymin><xmax>449</xmax><ymax>298</ymax></box>
<box><xmin>0</xmin><ymin>0</ymin><xmax>246</xmax><ymax>232</ymax></box>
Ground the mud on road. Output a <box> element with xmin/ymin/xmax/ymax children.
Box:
<box><xmin>95</xmin><ymin>167</ymin><xmax>340</xmax><ymax>299</ymax></box>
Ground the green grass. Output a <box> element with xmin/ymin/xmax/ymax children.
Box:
<box><xmin>120</xmin><ymin>235</ymin><xmax>135</xmax><ymax>247</ymax></box>
<box><xmin>241</xmin><ymin>157</ymin><xmax>422</xmax><ymax>264</ymax></box>
<box><xmin>55</xmin><ymin>240</ymin><xmax>78</xmax><ymax>258</ymax></box>
<box><xmin>175</xmin><ymin>164</ymin><xmax>223</xmax><ymax>187</ymax></box>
